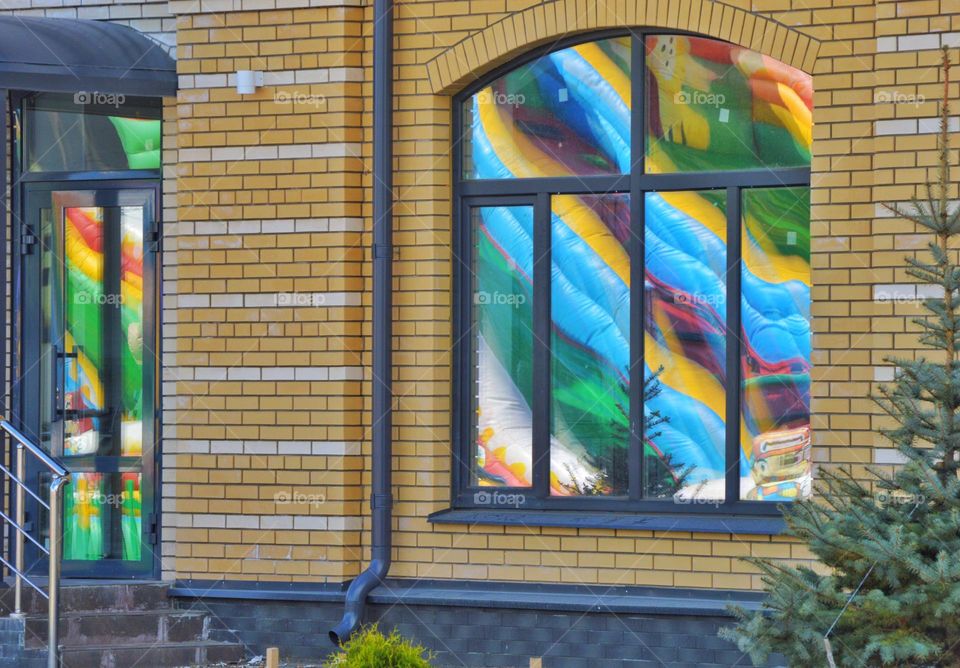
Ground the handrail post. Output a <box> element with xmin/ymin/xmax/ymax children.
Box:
<box><xmin>47</xmin><ymin>474</ymin><xmax>68</xmax><ymax>668</ymax></box>
<box><xmin>13</xmin><ymin>443</ymin><xmax>24</xmax><ymax>617</ymax></box>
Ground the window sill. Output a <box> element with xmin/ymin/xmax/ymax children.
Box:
<box><xmin>428</xmin><ymin>508</ymin><xmax>786</xmax><ymax>535</ymax></box>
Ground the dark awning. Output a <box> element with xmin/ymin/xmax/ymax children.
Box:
<box><xmin>0</xmin><ymin>16</ymin><xmax>176</xmax><ymax>96</ymax></box>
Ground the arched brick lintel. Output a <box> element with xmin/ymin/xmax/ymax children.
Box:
<box><xmin>425</xmin><ymin>0</ymin><xmax>821</xmax><ymax>96</ymax></box>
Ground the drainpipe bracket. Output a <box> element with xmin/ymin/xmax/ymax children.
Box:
<box><xmin>371</xmin><ymin>493</ymin><xmax>393</xmax><ymax>510</ymax></box>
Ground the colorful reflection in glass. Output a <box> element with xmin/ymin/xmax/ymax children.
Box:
<box><xmin>109</xmin><ymin>119</ymin><xmax>162</xmax><ymax>170</ymax></box>
<box><xmin>63</xmin><ymin>207</ymin><xmax>104</xmax><ymax>457</ymax></box>
<box><xmin>63</xmin><ymin>473</ymin><xmax>141</xmax><ymax>561</ymax></box>
<box><xmin>467</xmin><ymin>35</ymin><xmax>812</xmax><ymax>503</ymax></box>
<box><xmin>740</xmin><ymin>188</ymin><xmax>811</xmax><ymax>501</ymax></box>
<box><xmin>645</xmin><ymin>35</ymin><xmax>813</xmax><ymax>173</ymax></box>
<box><xmin>63</xmin><ymin>207</ymin><xmax>144</xmax><ymax>458</ymax></box>
<box><xmin>644</xmin><ymin>191</ymin><xmax>727</xmax><ymax>500</ymax></box>
<box><xmin>473</xmin><ymin>206</ymin><xmax>534</xmax><ymax>487</ymax></box>
<box><xmin>120</xmin><ymin>207</ymin><xmax>145</xmax><ymax>458</ymax></box>
<box><xmin>550</xmin><ymin>194</ymin><xmax>630</xmax><ymax>495</ymax></box>
<box><xmin>25</xmin><ymin>93</ymin><xmax>162</xmax><ymax>172</ymax></box>
<box><xmin>60</xmin><ymin>205</ymin><xmax>145</xmax><ymax>559</ymax></box>
<box><xmin>464</xmin><ymin>37</ymin><xmax>631</xmax><ymax>179</ymax></box>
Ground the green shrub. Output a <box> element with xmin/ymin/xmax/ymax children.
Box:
<box><xmin>324</xmin><ymin>624</ymin><xmax>433</xmax><ymax>668</ymax></box>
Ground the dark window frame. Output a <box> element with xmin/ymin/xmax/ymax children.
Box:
<box><xmin>449</xmin><ymin>29</ymin><xmax>812</xmax><ymax>517</ymax></box>
<box><xmin>18</xmin><ymin>91</ymin><xmax>163</xmax><ymax>177</ymax></box>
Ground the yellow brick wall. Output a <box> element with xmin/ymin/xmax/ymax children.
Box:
<box><xmin>167</xmin><ymin>5</ymin><xmax>367</xmax><ymax>581</ymax></box>
<box><xmin>162</xmin><ymin>0</ymin><xmax>960</xmax><ymax>590</ymax></box>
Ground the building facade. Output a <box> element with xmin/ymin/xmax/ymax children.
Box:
<box><xmin>0</xmin><ymin>0</ymin><xmax>956</xmax><ymax>665</ymax></box>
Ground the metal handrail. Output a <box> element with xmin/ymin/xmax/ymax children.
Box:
<box><xmin>0</xmin><ymin>419</ymin><xmax>70</xmax><ymax>668</ymax></box>
<box><xmin>2</xmin><ymin>422</ymin><xmax>68</xmax><ymax>477</ymax></box>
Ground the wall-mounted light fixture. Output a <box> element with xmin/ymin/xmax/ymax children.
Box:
<box><xmin>236</xmin><ymin>70</ymin><xmax>263</xmax><ymax>95</ymax></box>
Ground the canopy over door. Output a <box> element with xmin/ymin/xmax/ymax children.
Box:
<box><xmin>0</xmin><ymin>16</ymin><xmax>176</xmax><ymax>96</ymax></box>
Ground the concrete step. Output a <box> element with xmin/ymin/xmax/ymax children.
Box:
<box><xmin>0</xmin><ymin>582</ymin><xmax>171</xmax><ymax>615</ymax></box>
<box><xmin>24</xmin><ymin>608</ymin><xmax>208</xmax><ymax>647</ymax></box>
<box><xmin>0</xmin><ymin>583</ymin><xmax>248</xmax><ymax>667</ymax></box>
<box><xmin>58</xmin><ymin>639</ymin><xmax>246</xmax><ymax>667</ymax></box>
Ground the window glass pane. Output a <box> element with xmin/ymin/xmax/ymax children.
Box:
<box><xmin>645</xmin><ymin>36</ymin><xmax>813</xmax><ymax>173</ymax></box>
<box><xmin>463</xmin><ymin>37</ymin><xmax>631</xmax><ymax>180</ymax></box>
<box><xmin>63</xmin><ymin>472</ymin><xmax>142</xmax><ymax>561</ymax></box>
<box><xmin>472</xmin><ymin>205</ymin><xmax>535</xmax><ymax>487</ymax></box>
<box><xmin>740</xmin><ymin>187</ymin><xmax>812</xmax><ymax>501</ymax></box>
<box><xmin>24</xmin><ymin>93</ymin><xmax>162</xmax><ymax>172</ymax></box>
<box><xmin>120</xmin><ymin>207</ymin><xmax>146</xmax><ymax>458</ymax></box>
<box><xmin>550</xmin><ymin>194</ymin><xmax>630</xmax><ymax>496</ymax></box>
<box><xmin>643</xmin><ymin>190</ymin><xmax>727</xmax><ymax>501</ymax></box>
<box><xmin>63</xmin><ymin>207</ymin><xmax>105</xmax><ymax>457</ymax></box>
<box><xmin>60</xmin><ymin>206</ymin><xmax>145</xmax><ymax>459</ymax></box>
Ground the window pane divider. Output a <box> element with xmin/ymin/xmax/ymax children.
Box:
<box><xmin>532</xmin><ymin>192</ymin><xmax>552</xmax><ymax>498</ymax></box>
<box><xmin>628</xmin><ymin>31</ymin><xmax>645</xmax><ymax>502</ymax></box>
<box><xmin>460</xmin><ymin>168</ymin><xmax>810</xmax><ymax>198</ymax></box>
<box><xmin>725</xmin><ymin>186</ymin><xmax>743</xmax><ymax>504</ymax></box>
<box><xmin>452</xmin><ymin>197</ymin><xmax>468</xmax><ymax>500</ymax></box>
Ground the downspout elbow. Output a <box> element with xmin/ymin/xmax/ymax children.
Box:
<box><xmin>328</xmin><ymin>555</ymin><xmax>389</xmax><ymax>645</ymax></box>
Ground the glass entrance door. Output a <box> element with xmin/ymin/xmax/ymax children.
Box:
<box><xmin>21</xmin><ymin>184</ymin><xmax>158</xmax><ymax>578</ymax></box>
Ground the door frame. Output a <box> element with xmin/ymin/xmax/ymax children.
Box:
<box><xmin>13</xmin><ymin>173</ymin><xmax>162</xmax><ymax>579</ymax></box>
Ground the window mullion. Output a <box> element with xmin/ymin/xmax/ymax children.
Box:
<box><xmin>629</xmin><ymin>194</ymin><xmax>645</xmax><ymax>502</ymax></box>
<box><xmin>532</xmin><ymin>191</ymin><xmax>552</xmax><ymax>499</ymax></box>
<box><xmin>725</xmin><ymin>186</ymin><xmax>743</xmax><ymax>505</ymax></box>
<box><xmin>455</xmin><ymin>197</ymin><xmax>470</xmax><ymax>500</ymax></box>
<box><xmin>629</xmin><ymin>30</ymin><xmax>645</xmax><ymax>502</ymax></box>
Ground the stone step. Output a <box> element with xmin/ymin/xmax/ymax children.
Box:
<box><xmin>0</xmin><ymin>582</ymin><xmax>247</xmax><ymax>667</ymax></box>
<box><xmin>0</xmin><ymin>582</ymin><xmax>171</xmax><ymax>615</ymax></box>
<box><xmin>58</xmin><ymin>639</ymin><xmax>246</xmax><ymax>667</ymax></box>
<box><xmin>24</xmin><ymin>608</ymin><xmax>208</xmax><ymax>647</ymax></box>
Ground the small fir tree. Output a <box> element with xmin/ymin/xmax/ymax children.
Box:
<box><xmin>325</xmin><ymin>624</ymin><xmax>434</xmax><ymax>668</ymax></box>
<box><xmin>721</xmin><ymin>47</ymin><xmax>960</xmax><ymax>667</ymax></box>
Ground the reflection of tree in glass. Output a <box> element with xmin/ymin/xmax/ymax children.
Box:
<box><xmin>562</xmin><ymin>451</ymin><xmax>626</xmax><ymax>496</ymax></box>
<box><xmin>641</xmin><ymin>367</ymin><xmax>697</xmax><ymax>498</ymax></box>
<box><xmin>644</xmin><ymin>452</ymin><xmax>698</xmax><ymax>499</ymax></box>
<box><xmin>562</xmin><ymin>367</ymin><xmax>696</xmax><ymax>496</ymax></box>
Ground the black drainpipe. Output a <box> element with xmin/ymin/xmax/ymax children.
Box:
<box><xmin>329</xmin><ymin>0</ymin><xmax>394</xmax><ymax>646</ymax></box>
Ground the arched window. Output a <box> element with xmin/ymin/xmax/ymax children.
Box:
<box><xmin>453</xmin><ymin>31</ymin><xmax>812</xmax><ymax>514</ymax></box>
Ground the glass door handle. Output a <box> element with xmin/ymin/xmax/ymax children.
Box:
<box><xmin>53</xmin><ymin>347</ymin><xmax>79</xmax><ymax>420</ymax></box>
<box><xmin>50</xmin><ymin>347</ymin><xmax>61</xmax><ymax>425</ymax></box>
